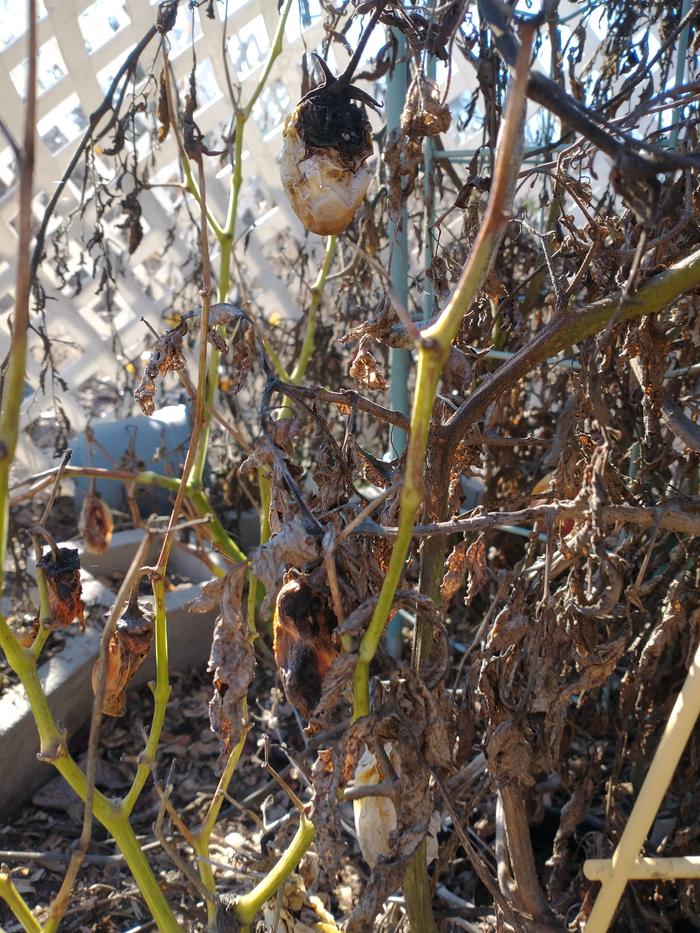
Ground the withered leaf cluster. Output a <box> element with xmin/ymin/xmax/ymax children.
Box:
<box><xmin>134</xmin><ymin>319</ymin><xmax>188</xmax><ymax>416</ymax></box>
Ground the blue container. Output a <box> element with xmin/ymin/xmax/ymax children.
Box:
<box><xmin>69</xmin><ymin>404</ymin><xmax>192</xmax><ymax>518</ymax></box>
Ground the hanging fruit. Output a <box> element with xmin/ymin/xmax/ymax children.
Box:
<box><xmin>93</xmin><ymin>588</ymin><xmax>154</xmax><ymax>716</ymax></box>
<box><xmin>273</xmin><ymin>575</ymin><xmax>338</xmax><ymax>717</ymax></box>
<box><xmin>279</xmin><ymin>53</ymin><xmax>381</xmax><ymax>236</ymax></box>
<box><xmin>279</xmin><ymin>1</ymin><xmax>387</xmax><ymax>236</ymax></box>
<box><xmin>352</xmin><ymin>744</ymin><xmax>399</xmax><ymax>868</ymax></box>
<box><xmin>79</xmin><ymin>489</ymin><xmax>114</xmax><ymax>554</ymax></box>
<box><xmin>36</xmin><ymin>546</ymin><xmax>85</xmax><ymax>630</ymax></box>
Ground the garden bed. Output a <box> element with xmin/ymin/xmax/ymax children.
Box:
<box><xmin>0</xmin><ymin>529</ymin><xmax>220</xmax><ymax>819</ymax></box>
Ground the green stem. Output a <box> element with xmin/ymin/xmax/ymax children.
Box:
<box><xmin>107</xmin><ymin>809</ymin><xmax>182</xmax><ymax>932</ymax></box>
<box><xmin>353</xmin><ymin>349</ymin><xmax>441</xmax><ymax>719</ymax></box>
<box><xmin>261</xmin><ymin>334</ymin><xmax>289</xmax><ymax>380</ymax></box>
<box><xmin>351</xmin><ymin>28</ymin><xmax>533</xmax><ymax>722</ymax></box>
<box><xmin>189</xmin><ymin>489</ymin><xmax>246</xmax><ymax>562</ymax></box>
<box><xmin>241</xmin><ymin>0</ymin><xmax>294</xmax><ymax>123</ymax></box>
<box><xmin>403</xmin><ymin>845</ymin><xmax>438</xmax><ymax>933</ymax></box>
<box><xmin>235</xmin><ymin>815</ymin><xmax>316</xmax><ymax>928</ymax></box>
<box><xmin>193</xmin><ymin>726</ymin><xmax>247</xmax><ymax>927</ymax></box>
<box><xmin>0</xmin><ymin>871</ymin><xmax>41</xmax><ymax>933</ymax></box>
<box><xmin>122</xmin><ymin>575</ymin><xmax>171</xmax><ymax>815</ymax></box>
<box><xmin>192</xmin><ymin>0</ymin><xmax>293</xmax><ymax>488</ymax></box>
<box><xmin>247</xmin><ymin>468</ymin><xmax>271</xmax><ymax>633</ymax></box>
<box><xmin>0</xmin><ymin>870</ymin><xmax>41</xmax><ymax>933</ymax></box>
<box><xmin>289</xmin><ymin>236</ymin><xmax>337</xmax><ymax>385</ymax></box>
<box><xmin>181</xmin><ymin>159</ymin><xmax>225</xmax><ymax>240</ymax></box>
<box><xmin>0</xmin><ymin>629</ymin><xmax>181</xmax><ymax>929</ymax></box>
<box><xmin>444</xmin><ymin>243</ymin><xmax>700</xmax><ymax>445</ymax></box>
<box><xmin>30</xmin><ymin>566</ymin><xmax>52</xmax><ymax>658</ymax></box>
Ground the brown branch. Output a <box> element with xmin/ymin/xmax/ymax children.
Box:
<box><xmin>476</xmin><ymin>0</ymin><xmax>700</xmax><ymax>179</ymax></box>
<box><xmin>496</xmin><ymin>787</ymin><xmax>557</xmax><ymax>926</ymax></box>
<box><xmin>630</xmin><ymin>356</ymin><xmax>700</xmax><ymax>453</ymax></box>
<box><xmin>277</xmin><ymin>381</ymin><xmax>411</xmax><ymax>432</ymax></box>
<box><xmin>10</xmin><ymin>466</ymin><xmax>176</xmax><ymax>505</ymax></box>
<box><xmin>443</xmin><ymin>246</ymin><xmax>700</xmax><ymax>449</ymax></box>
<box><xmin>363</xmin><ymin>500</ymin><xmax>700</xmax><ymax>538</ymax></box>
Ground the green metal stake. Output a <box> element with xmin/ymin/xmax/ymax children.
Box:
<box><xmin>386</xmin><ymin>29</ymin><xmax>410</xmax><ymax>659</ymax></box>
<box><xmin>423</xmin><ymin>20</ymin><xmax>437</xmax><ymax>320</ymax></box>
<box><xmin>388</xmin><ymin>30</ymin><xmax>410</xmax><ymax>457</ymax></box>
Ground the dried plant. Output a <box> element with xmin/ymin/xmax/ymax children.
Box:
<box><xmin>3</xmin><ymin>0</ymin><xmax>700</xmax><ymax>931</ymax></box>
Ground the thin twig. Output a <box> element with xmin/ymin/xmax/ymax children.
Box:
<box><xmin>359</xmin><ymin>500</ymin><xmax>700</xmax><ymax>538</ymax></box>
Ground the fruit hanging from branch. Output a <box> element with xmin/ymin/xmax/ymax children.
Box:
<box><xmin>279</xmin><ymin>5</ymin><xmax>386</xmax><ymax>235</ymax></box>
<box><xmin>279</xmin><ymin>54</ymin><xmax>380</xmax><ymax>236</ymax></box>
<box><xmin>93</xmin><ymin>588</ymin><xmax>155</xmax><ymax>717</ymax></box>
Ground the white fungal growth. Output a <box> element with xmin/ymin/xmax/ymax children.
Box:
<box><xmin>279</xmin><ymin>108</ymin><xmax>371</xmax><ymax>236</ymax></box>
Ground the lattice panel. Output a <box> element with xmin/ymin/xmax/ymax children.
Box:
<box><xmin>0</xmin><ymin>0</ymin><xmax>662</xmax><ymax>474</ymax></box>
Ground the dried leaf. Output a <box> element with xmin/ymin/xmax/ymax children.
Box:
<box><xmin>208</xmin><ymin>564</ymin><xmax>255</xmax><ymax>768</ymax></box>
<box><xmin>384</xmin><ymin>128</ymin><xmax>421</xmax><ymax>221</ymax></box>
<box><xmin>187</xmin><ymin>577</ymin><xmax>225</xmax><ymax>614</ymax></box>
<box><xmin>134</xmin><ymin>319</ymin><xmax>187</xmax><ymax>416</ymax></box>
<box><xmin>207</xmin><ymin>302</ymin><xmax>252</xmax><ymax>354</ymax></box>
<box><xmin>307</xmin><ymin>651</ymin><xmax>356</xmax><ymax>730</ymax></box>
<box><xmin>311</xmin><ymin>439</ymin><xmax>347</xmax><ymax>511</ymax></box>
<box><xmin>400</xmin><ymin>75</ymin><xmax>451</xmax><ymax>138</ymax></box>
<box><xmin>440</xmin><ymin>536</ymin><xmax>468</xmax><ymax>603</ymax></box>
<box><xmin>228</xmin><ymin>337</ymin><xmax>252</xmax><ymax>393</ymax></box>
<box><xmin>239</xmin><ymin>437</ymin><xmax>275</xmax><ymax>477</ymax></box>
<box><xmin>311</xmin><ymin>748</ymin><xmax>344</xmax><ymax>880</ymax></box>
<box><xmin>464</xmin><ymin>536</ymin><xmax>487</xmax><ymax>606</ymax></box>
<box><xmin>347</xmin><ymin>438</ymin><xmax>394</xmax><ymax>489</ymax></box>
<box><xmin>249</xmin><ymin>517</ymin><xmax>321</xmax><ymax>615</ymax></box>
<box><xmin>157</xmin><ymin>68</ymin><xmax>170</xmax><ymax>143</ymax></box>
<box><xmin>349</xmin><ymin>343</ymin><xmax>388</xmax><ymax>391</ymax></box>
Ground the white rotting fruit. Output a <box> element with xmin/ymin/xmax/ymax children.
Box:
<box><xmin>279</xmin><ymin>53</ymin><xmax>380</xmax><ymax>236</ymax></box>
<box><xmin>352</xmin><ymin>744</ymin><xmax>399</xmax><ymax>868</ymax></box>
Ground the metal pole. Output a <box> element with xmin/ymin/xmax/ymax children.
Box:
<box><xmin>385</xmin><ymin>30</ymin><xmax>409</xmax><ymax>659</ymax></box>
<box><xmin>423</xmin><ymin>46</ymin><xmax>436</xmax><ymax>319</ymax></box>
<box><xmin>387</xmin><ymin>30</ymin><xmax>410</xmax><ymax>458</ymax></box>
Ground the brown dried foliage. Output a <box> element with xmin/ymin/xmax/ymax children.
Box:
<box><xmin>208</xmin><ymin>564</ymin><xmax>255</xmax><ymax>769</ymax></box>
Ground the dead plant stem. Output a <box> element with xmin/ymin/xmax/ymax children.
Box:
<box><xmin>45</xmin><ymin>535</ymin><xmax>152</xmax><ymax>931</ymax></box>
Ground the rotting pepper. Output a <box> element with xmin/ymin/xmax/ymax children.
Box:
<box><xmin>279</xmin><ymin>53</ymin><xmax>381</xmax><ymax>236</ymax></box>
<box><xmin>36</xmin><ymin>546</ymin><xmax>85</xmax><ymax>630</ymax></box>
<box><xmin>279</xmin><ymin>1</ymin><xmax>387</xmax><ymax>236</ymax></box>
<box><xmin>93</xmin><ymin>588</ymin><xmax>154</xmax><ymax>717</ymax></box>
<box><xmin>79</xmin><ymin>489</ymin><xmax>114</xmax><ymax>554</ymax></box>
<box><xmin>273</xmin><ymin>575</ymin><xmax>338</xmax><ymax>718</ymax></box>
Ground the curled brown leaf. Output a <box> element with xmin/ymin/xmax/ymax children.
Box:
<box><xmin>208</xmin><ymin>564</ymin><xmax>255</xmax><ymax>768</ymax></box>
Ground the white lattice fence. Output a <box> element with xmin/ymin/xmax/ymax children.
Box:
<box><xmin>0</xmin><ymin>0</ymin><xmax>660</xmax><ymax>475</ymax></box>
